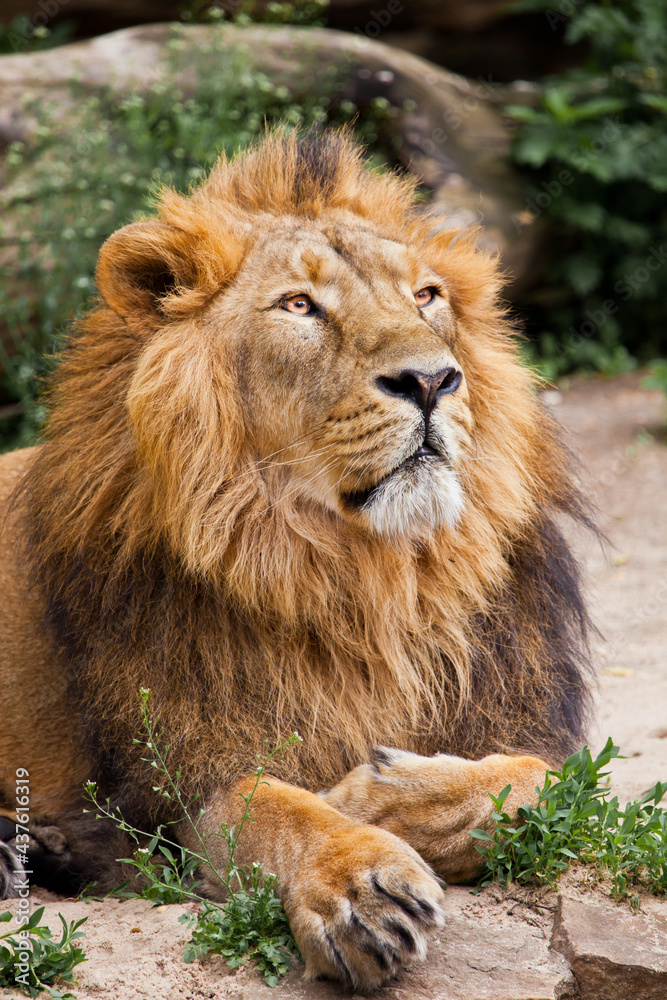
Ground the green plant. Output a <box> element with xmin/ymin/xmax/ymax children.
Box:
<box><xmin>85</xmin><ymin>689</ymin><xmax>302</xmax><ymax>986</ymax></box>
<box><xmin>0</xmin><ymin>17</ymin><xmax>75</xmax><ymax>55</ymax></box>
<box><xmin>0</xmin><ymin>15</ymin><xmax>401</xmax><ymax>452</ymax></box>
<box><xmin>507</xmin><ymin>0</ymin><xmax>667</xmax><ymax>379</ymax></box>
<box><xmin>180</xmin><ymin>0</ymin><xmax>329</xmax><ymax>26</ymax></box>
<box><xmin>180</xmin><ymin>868</ymin><xmax>296</xmax><ymax>986</ymax></box>
<box><xmin>113</xmin><ymin>844</ymin><xmax>203</xmax><ymax>905</ymax></box>
<box><xmin>470</xmin><ymin>737</ymin><xmax>667</xmax><ymax>898</ymax></box>
<box><xmin>0</xmin><ymin>907</ymin><xmax>87</xmax><ymax>999</ymax></box>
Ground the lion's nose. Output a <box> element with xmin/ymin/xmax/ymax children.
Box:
<box><xmin>376</xmin><ymin>367</ymin><xmax>462</xmax><ymax>422</ymax></box>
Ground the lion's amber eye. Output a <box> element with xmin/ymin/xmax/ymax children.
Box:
<box><xmin>283</xmin><ymin>295</ymin><xmax>314</xmax><ymax>315</ymax></box>
<box><xmin>415</xmin><ymin>287</ymin><xmax>436</xmax><ymax>308</ymax></box>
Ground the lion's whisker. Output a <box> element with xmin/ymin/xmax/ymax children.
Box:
<box><xmin>215</xmin><ymin>431</ymin><xmax>333</xmax><ymax>489</ymax></box>
<box><xmin>323</xmin><ymin>439</ymin><xmax>363</xmax><ymax>499</ymax></box>
<box><xmin>264</xmin><ymin>458</ymin><xmax>340</xmax><ymax>513</ymax></box>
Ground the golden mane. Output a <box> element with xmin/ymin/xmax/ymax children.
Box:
<box><xmin>19</xmin><ymin>130</ymin><xmax>591</xmax><ymax>823</ymax></box>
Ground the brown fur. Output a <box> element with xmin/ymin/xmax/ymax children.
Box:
<box><xmin>0</xmin><ymin>130</ymin><xmax>592</xmax><ymax>988</ymax></box>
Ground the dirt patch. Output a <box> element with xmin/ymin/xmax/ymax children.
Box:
<box><xmin>4</xmin><ymin>372</ymin><xmax>667</xmax><ymax>1000</ymax></box>
<box><xmin>548</xmin><ymin>372</ymin><xmax>667</xmax><ymax>803</ymax></box>
<box><xmin>4</xmin><ymin>886</ymin><xmax>576</xmax><ymax>1000</ymax></box>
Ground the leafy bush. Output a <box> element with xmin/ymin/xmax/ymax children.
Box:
<box><xmin>180</xmin><ymin>0</ymin><xmax>329</xmax><ymax>26</ymax></box>
<box><xmin>112</xmin><ymin>841</ymin><xmax>203</xmax><ymax>906</ymax></box>
<box><xmin>180</xmin><ymin>869</ymin><xmax>296</xmax><ymax>987</ymax></box>
<box><xmin>0</xmin><ymin>8</ymin><xmax>401</xmax><ymax>451</ymax></box>
<box><xmin>470</xmin><ymin>738</ymin><xmax>667</xmax><ymax>898</ymax></box>
<box><xmin>86</xmin><ymin>689</ymin><xmax>302</xmax><ymax>987</ymax></box>
<box><xmin>507</xmin><ymin>0</ymin><xmax>667</xmax><ymax>380</ymax></box>
<box><xmin>0</xmin><ymin>16</ymin><xmax>74</xmax><ymax>55</ymax></box>
<box><xmin>0</xmin><ymin>906</ymin><xmax>87</xmax><ymax>999</ymax></box>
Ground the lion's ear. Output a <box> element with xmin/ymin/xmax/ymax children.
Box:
<box><xmin>95</xmin><ymin>221</ymin><xmax>208</xmax><ymax>324</ymax></box>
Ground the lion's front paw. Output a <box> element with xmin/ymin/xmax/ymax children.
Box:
<box><xmin>321</xmin><ymin>745</ymin><xmax>549</xmax><ymax>882</ymax></box>
<box><xmin>284</xmin><ymin>823</ymin><xmax>445</xmax><ymax>991</ymax></box>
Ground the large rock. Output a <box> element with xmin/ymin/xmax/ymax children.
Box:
<box><xmin>551</xmin><ymin>894</ymin><xmax>667</xmax><ymax>1000</ymax></box>
<box><xmin>0</xmin><ymin>22</ymin><xmax>541</xmax><ymax>278</ymax></box>
<box><xmin>423</xmin><ymin>885</ymin><xmax>576</xmax><ymax>1000</ymax></box>
<box><xmin>0</xmin><ymin>23</ymin><xmax>543</xmax><ymax>386</ymax></box>
<box><xmin>3</xmin><ymin>2</ymin><xmax>570</xmax><ymax>81</ymax></box>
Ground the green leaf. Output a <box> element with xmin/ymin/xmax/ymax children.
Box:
<box><xmin>639</xmin><ymin>94</ymin><xmax>667</xmax><ymax>114</ymax></box>
<box><xmin>563</xmin><ymin>98</ymin><xmax>627</xmax><ymax>122</ymax></box>
<box><xmin>566</xmin><ymin>255</ymin><xmax>602</xmax><ymax>295</ymax></box>
<box><xmin>504</xmin><ymin>104</ymin><xmax>547</xmax><ymax>124</ymax></box>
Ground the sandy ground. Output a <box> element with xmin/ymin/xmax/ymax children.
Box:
<box><xmin>551</xmin><ymin>373</ymin><xmax>667</xmax><ymax>802</ymax></box>
<box><xmin>3</xmin><ymin>372</ymin><xmax>667</xmax><ymax>1000</ymax></box>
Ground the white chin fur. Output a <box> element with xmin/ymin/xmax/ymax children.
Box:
<box><xmin>362</xmin><ymin>461</ymin><xmax>464</xmax><ymax>539</ymax></box>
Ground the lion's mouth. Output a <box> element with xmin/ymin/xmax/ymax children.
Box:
<box><xmin>343</xmin><ymin>443</ymin><xmax>446</xmax><ymax>511</ymax></box>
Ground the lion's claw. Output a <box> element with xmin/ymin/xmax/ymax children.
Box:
<box><xmin>286</xmin><ymin>829</ymin><xmax>445</xmax><ymax>991</ymax></box>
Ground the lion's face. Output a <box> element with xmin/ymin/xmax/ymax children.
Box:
<box><xmin>209</xmin><ymin>217</ymin><xmax>471</xmax><ymax>539</ymax></box>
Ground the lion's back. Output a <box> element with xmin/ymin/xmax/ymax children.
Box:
<box><xmin>0</xmin><ymin>447</ymin><xmax>41</xmax><ymax>661</ymax></box>
<box><xmin>0</xmin><ymin>447</ymin><xmax>88</xmax><ymax>816</ymax></box>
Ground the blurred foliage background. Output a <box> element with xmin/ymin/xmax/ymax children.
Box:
<box><xmin>509</xmin><ymin>0</ymin><xmax>667</xmax><ymax>384</ymax></box>
<box><xmin>0</xmin><ymin>0</ymin><xmax>666</xmax><ymax>450</ymax></box>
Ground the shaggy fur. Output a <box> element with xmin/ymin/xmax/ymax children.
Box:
<box><xmin>17</xmin><ymin>129</ymin><xmax>591</xmax><ymax>830</ymax></box>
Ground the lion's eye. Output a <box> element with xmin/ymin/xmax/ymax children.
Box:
<box><xmin>415</xmin><ymin>287</ymin><xmax>436</xmax><ymax>308</ymax></box>
<box><xmin>283</xmin><ymin>295</ymin><xmax>314</xmax><ymax>316</ymax></box>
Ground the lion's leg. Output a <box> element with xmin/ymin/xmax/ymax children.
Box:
<box><xmin>178</xmin><ymin>776</ymin><xmax>445</xmax><ymax>991</ymax></box>
<box><xmin>320</xmin><ymin>748</ymin><xmax>549</xmax><ymax>883</ymax></box>
<box><xmin>0</xmin><ymin>806</ymin><xmax>139</xmax><ymax>900</ymax></box>
<box><xmin>0</xmin><ymin>816</ymin><xmax>26</xmax><ymax>899</ymax></box>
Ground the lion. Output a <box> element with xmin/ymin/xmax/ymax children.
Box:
<box><xmin>0</xmin><ymin>129</ymin><xmax>591</xmax><ymax>990</ymax></box>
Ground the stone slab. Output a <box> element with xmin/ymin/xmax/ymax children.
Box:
<box><xmin>551</xmin><ymin>893</ymin><xmax>667</xmax><ymax>1000</ymax></box>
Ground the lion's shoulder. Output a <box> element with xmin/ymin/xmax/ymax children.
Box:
<box><xmin>0</xmin><ymin>446</ymin><xmax>38</xmax><ymax>506</ymax></box>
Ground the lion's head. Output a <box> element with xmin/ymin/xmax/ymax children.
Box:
<box><xmin>91</xmin><ymin>130</ymin><xmax>548</xmax><ymax>566</ymax></box>
<box><xmin>22</xmin><ymin>130</ymin><xmax>590</xmax><ymax>802</ymax></box>
<box><xmin>127</xmin><ymin>207</ymin><xmax>472</xmax><ymax>543</ymax></box>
